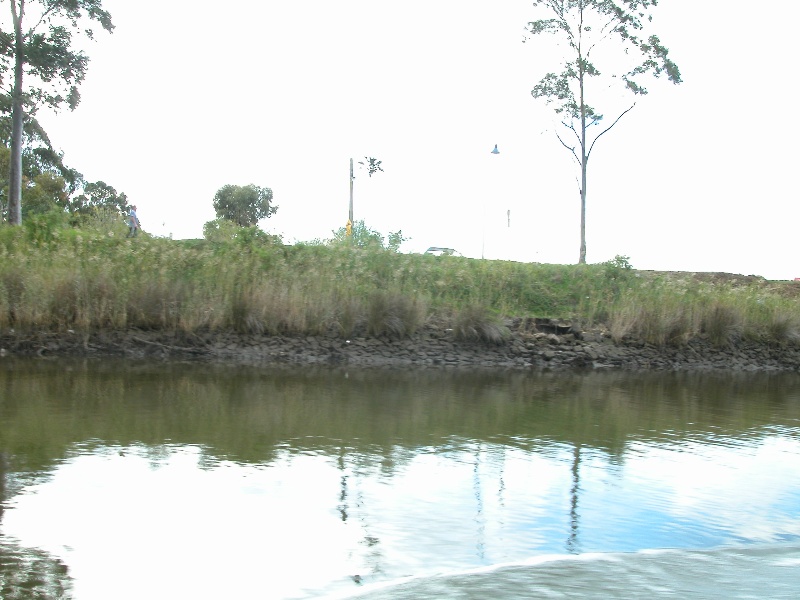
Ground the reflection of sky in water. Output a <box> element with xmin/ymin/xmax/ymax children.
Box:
<box><xmin>2</xmin><ymin>434</ymin><xmax>800</xmax><ymax>599</ymax></box>
<box><xmin>625</xmin><ymin>436</ymin><xmax>800</xmax><ymax>543</ymax></box>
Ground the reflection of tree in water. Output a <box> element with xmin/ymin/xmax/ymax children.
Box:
<box><xmin>1</xmin><ymin>453</ymin><xmax>74</xmax><ymax>599</ymax></box>
<box><xmin>1</xmin><ymin>451</ymin><xmax>6</xmax><ymax>520</ymax></box>
<box><xmin>566</xmin><ymin>444</ymin><xmax>581</xmax><ymax>554</ymax></box>
<box><xmin>472</xmin><ymin>443</ymin><xmax>487</xmax><ymax>562</ymax></box>
<box><xmin>3</xmin><ymin>361</ymin><xmax>800</xmax><ymax>587</ymax></box>
<box><xmin>3</xmin><ymin>363</ymin><xmax>800</xmax><ymax>468</ymax></box>
<box><xmin>0</xmin><ymin>539</ymin><xmax>73</xmax><ymax>600</ymax></box>
<box><xmin>337</xmin><ymin>446</ymin><xmax>386</xmax><ymax>583</ymax></box>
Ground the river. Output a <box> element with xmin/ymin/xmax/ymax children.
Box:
<box><xmin>1</xmin><ymin>359</ymin><xmax>798</xmax><ymax>598</ymax></box>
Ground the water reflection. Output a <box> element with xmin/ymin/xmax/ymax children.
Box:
<box><xmin>567</xmin><ymin>445</ymin><xmax>581</xmax><ymax>554</ymax></box>
<box><xmin>0</xmin><ymin>360</ymin><xmax>799</xmax><ymax>598</ymax></box>
<box><xmin>0</xmin><ymin>537</ymin><xmax>72</xmax><ymax>600</ymax></box>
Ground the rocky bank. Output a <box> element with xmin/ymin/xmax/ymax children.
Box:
<box><xmin>3</xmin><ymin>318</ymin><xmax>800</xmax><ymax>372</ymax></box>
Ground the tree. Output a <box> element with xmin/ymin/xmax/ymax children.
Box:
<box><xmin>212</xmin><ymin>184</ymin><xmax>277</xmax><ymax>227</ymax></box>
<box><xmin>68</xmin><ymin>180</ymin><xmax>128</xmax><ymax>217</ymax></box>
<box><xmin>20</xmin><ymin>171</ymin><xmax>67</xmax><ymax>215</ymax></box>
<box><xmin>525</xmin><ymin>0</ymin><xmax>681</xmax><ymax>263</ymax></box>
<box><xmin>0</xmin><ymin>145</ymin><xmax>78</xmax><ymax>220</ymax></box>
<box><xmin>0</xmin><ymin>93</ymin><xmax>83</xmax><ymax>192</ymax></box>
<box><xmin>0</xmin><ymin>94</ymin><xmax>83</xmax><ymax>220</ymax></box>
<box><xmin>1</xmin><ymin>0</ymin><xmax>113</xmax><ymax>225</ymax></box>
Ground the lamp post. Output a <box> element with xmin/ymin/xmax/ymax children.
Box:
<box><xmin>484</xmin><ymin>145</ymin><xmax>500</xmax><ymax>259</ymax></box>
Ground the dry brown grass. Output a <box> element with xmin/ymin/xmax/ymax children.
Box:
<box><xmin>367</xmin><ymin>291</ymin><xmax>427</xmax><ymax>337</ymax></box>
<box><xmin>452</xmin><ymin>305</ymin><xmax>510</xmax><ymax>344</ymax></box>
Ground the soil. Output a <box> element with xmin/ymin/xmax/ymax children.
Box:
<box><xmin>3</xmin><ymin>317</ymin><xmax>800</xmax><ymax>372</ymax></box>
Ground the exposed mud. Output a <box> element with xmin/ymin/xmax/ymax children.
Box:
<box><xmin>3</xmin><ymin>318</ymin><xmax>800</xmax><ymax>372</ymax></box>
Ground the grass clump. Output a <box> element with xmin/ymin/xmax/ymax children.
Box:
<box><xmin>367</xmin><ymin>291</ymin><xmax>427</xmax><ymax>337</ymax></box>
<box><xmin>701</xmin><ymin>302</ymin><xmax>741</xmax><ymax>348</ymax></box>
<box><xmin>452</xmin><ymin>305</ymin><xmax>510</xmax><ymax>344</ymax></box>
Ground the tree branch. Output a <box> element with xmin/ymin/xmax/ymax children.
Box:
<box><xmin>27</xmin><ymin>2</ymin><xmax>61</xmax><ymax>39</ymax></box>
<box><xmin>587</xmin><ymin>14</ymin><xmax>622</xmax><ymax>58</ymax></box>
<box><xmin>587</xmin><ymin>103</ymin><xmax>636</xmax><ymax>160</ymax></box>
<box><xmin>564</xmin><ymin>119</ymin><xmax>581</xmax><ymax>145</ymax></box>
<box><xmin>554</xmin><ymin>128</ymin><xmax>580</xmax><ymax>165</ymax></box>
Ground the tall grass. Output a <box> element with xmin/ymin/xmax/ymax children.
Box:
<box><xmin>2</xmin><ymin>217</ymin><xmax>800</xmax><ymax>346</ymax></box>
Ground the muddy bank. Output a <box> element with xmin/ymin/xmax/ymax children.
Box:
<box><xmin>3</xmin><ymin>319</ymin><xmax>800</xmax><ymax>372</ymax></box>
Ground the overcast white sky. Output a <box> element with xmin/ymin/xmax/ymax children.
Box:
<box><xmin>33</xmin><ymin>0</ymin><xmax>800</xmax><ymax>279</ymax></box>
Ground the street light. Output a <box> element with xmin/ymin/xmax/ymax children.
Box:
<box><xmin>484</xmin><ymin>144</ymin><xmax>500</xmax><ymax>258</ymax></box>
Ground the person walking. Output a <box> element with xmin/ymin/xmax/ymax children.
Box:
<box><xmin>127</xmin><ymin>205</ymin><xmax>140</xmax><ymax>237</ymax></box>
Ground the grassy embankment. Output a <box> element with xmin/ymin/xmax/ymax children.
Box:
<box><xmin>1</xmin><ymin>215</ymin><xmax>799</xmax><ymax>347</ymax></box>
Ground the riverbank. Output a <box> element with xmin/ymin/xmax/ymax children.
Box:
<box><xmin>4</xmin><ymin>318</ymin><xmax>800</xmax><ymax>371</ymax></box>
<box><xmin>4</xmin><ymin>222</ymin><xmax>800</xmax><ymax>370</ymax></box>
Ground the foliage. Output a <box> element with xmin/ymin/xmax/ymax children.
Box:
<box><xmin>0</xmin><ymin>143</ymin><xmax>81</xmax><ymax>222</ymax></box>
<box><xmin>525</xmin><ymin>0</ymin><xmax>681</xmax><ymax>264</ymax></box>
<box><xmin>330</xmin><ymin>219</ymin><xmax>383</xmax><ymax>248</ymax></box>
<box><xmin>329</xmin><ymin>219</ymin><xmax>408</xmax><ymax>251</ymax></box>
<box><xmin>2</xmin><ymin>0</ymin><xmax>114</xmax><ymax>224</ymax></box>
<box><xmin>212</xmin><ymin>184</ymin><xmax>277</xmax><ymax>227</ymax></box>
<box><xmin>20</xmin><ymin>172</ymin><xmax>68</xmax><ymax>216</ymax></box>
<box><xmin>68</xmin><ymin>180</ymin><xmax>129</xmax><ymax>219</ymax></box>
<box><xmin>605</xmin><ymin>254</ymin><xmax>633</xmax><ymax>270</ymax></box>
<box><xmin>357</xmin><ymin>156</ymin><xmax>383</xmax><ymax>178</ymax></box>
<box><xmin>386</xmin><ymin>230</ymin><xmax>408</xmax><ymax>252</ymax></box>
<box><xmin>0</xmin><ymin>102</ymin><xmax>83</xmax><ymax>192</ymax></box>
<box><xmin>203</xmin><ymin>218</ymin><xmax>282</xmax><ymax>246</ymax></box>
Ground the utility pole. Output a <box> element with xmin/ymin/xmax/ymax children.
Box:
<box><xmin>349</xmin><ymin>158</ymin><xmax>354</xmax><ymax>225</ymax></box>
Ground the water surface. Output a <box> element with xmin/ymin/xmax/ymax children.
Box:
<box><xmin>1</xmin><ymin>360</ymin><xmax>798</xmax><ymax>598</ymax></box>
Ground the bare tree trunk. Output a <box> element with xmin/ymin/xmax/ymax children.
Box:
<box><xmin>579</xmin><ymin>127</ymin><xmax>587</xmax><ymax>264</ymax></box>
<box><xmin>8</xmin><ymin>0</ymin><xmax>25</xmax><ymax>226</ymax></box>
<box><xmin>578</xmin><ymin>83</ymin><xmax>587</xmax><ymax>262</ymax></box>
<box><xmin>579</xmin><ymin>180</ymin><xmax>586</xmax><ymax>264</ymax></box>
<box><xmin>577</xmin><ymin>4</ymin><xmax>587</xmax><ymax>265</ymax></box>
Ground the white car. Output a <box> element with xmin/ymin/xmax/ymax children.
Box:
<box><xmin>424</xmin><ymin>247</ymin><xmax>459</xmax><ymax>257</ymax></box>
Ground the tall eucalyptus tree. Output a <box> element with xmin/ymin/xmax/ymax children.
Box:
<box><xmin>526</xmin><ymin>0</ymin><xmax>681</xmax><ymax>263</ymax></box>
<box><xmin>1</xmin><ymin>0</ymin><xmax>113</xmax><ymax>225</ymax></box>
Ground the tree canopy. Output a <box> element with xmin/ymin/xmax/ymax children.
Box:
<box><xmin>67</xmin><ymin>180</ymin><xmax>128</xmax><ymax>217</ymax></box>
<box><xmin>212</xmin><ymin>184</ymin><xmax>277</xmax><ymax>228</ymax></box>
<box><xmin>1</xmin><ymin>0</ymin><xmax>114</xmax><ymax>225</ymax></box>
<box><xmin>525</xmin><ymin>0</ymin><xmax>681</xmax><ymax>263</ymax></box>
<box><xmin>357</xmin><ymin>157</ymin><xmax>383</xmax><ymax>178</ymax></box>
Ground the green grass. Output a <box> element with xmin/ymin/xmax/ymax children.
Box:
<box><xmin>2</xmin><ymin>217</ymin><xmax>800</xmax><ymax>347</ymax></box>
